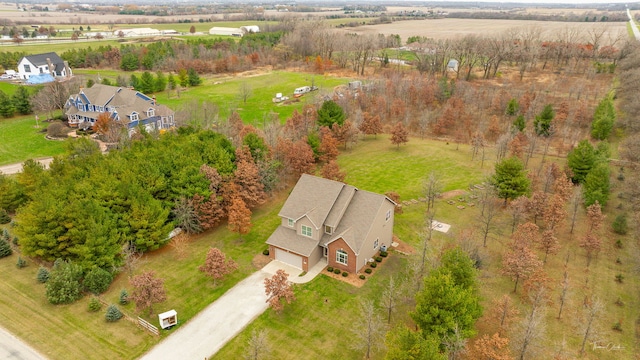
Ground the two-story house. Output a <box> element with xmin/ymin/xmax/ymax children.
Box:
<box><xmin>17</xmin><ymin>52</ymin><xmax>71</xmax><ymax>80</ymax></box>
<box><xmin>65</xmin><ymin>84</ymin><xmax>175</xmax><ymax>134</ymax></box>
<box><xmin>266</xmin><ymin>174</ymin><xmax>395</xmax><ymax>274</ymax></box>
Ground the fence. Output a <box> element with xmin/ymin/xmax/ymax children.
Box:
<box><xmin>137</xmin><ymin>317</ymin><xmax>159</xmax><ymax>336</ymax></box>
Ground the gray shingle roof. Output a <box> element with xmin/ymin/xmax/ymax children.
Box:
<box><xmin>271</xmin><ymin>175</ymin><xmax>393</xmax><ymax>257</ymax></box>
<box><xmin>24</xmin><ymin>52</ymin><xmax>64</xmax><ymax>67</ymax></box>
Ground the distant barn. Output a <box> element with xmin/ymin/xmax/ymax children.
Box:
<box><xmin>209</xmin><ymin>25</ymin><xmax>260</xmax><ymax>37</ymax></box>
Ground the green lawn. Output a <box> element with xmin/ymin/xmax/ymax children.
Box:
<box><xmin>0</xmin><ymin>115</ymin><xmax>66</xmax><ymax>166</ymax></box>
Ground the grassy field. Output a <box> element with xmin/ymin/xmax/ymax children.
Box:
<box><xmin>75</xmin><ymin>69</ymin><xmax>351</xmax><ymax>126</ymax></box>
<box><xmin>0</xmin><ymin>114</ymin><xmax>66</xmax><ymax>166</ymax></box>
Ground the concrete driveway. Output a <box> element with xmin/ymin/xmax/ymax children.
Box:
<box><xmin>138</xmin><ymin>259</ymin><xmax>325</xmax><ymax>360</ymax></box>
<box><xmin>0</xmin><ymin>158</ymin><xmax>53</xmax><ymax>175</ymax></box>
<box><xmin>0</xmin><ymin>326</ymin><xmax>47</xmax><ymax>360</ymax></box>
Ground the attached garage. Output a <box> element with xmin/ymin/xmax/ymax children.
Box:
<box><xmin>274</xmin><ymin>248</ymin><xmax>303</xmax><ymax>270</ymax></box>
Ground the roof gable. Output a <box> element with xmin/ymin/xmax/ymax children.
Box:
<box><xmin>278</xmin><ymin>174</ymin><xmax>345</xmax><ymax>229</ymax></box>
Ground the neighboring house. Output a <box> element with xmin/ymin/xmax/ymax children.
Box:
<box><xmin>65</xmin><ymin>84</ymin><xmax>175</xmax><ymax>134</ymax></box>
<box><xmin>17</xmin><ymin>52</ymin><xmax>71</xmax><ymax>80</ymax></box>
<box><xmin>266</xmin><ymin>174</ymin><xmax>395</xmax><ymax>273</ymax></box>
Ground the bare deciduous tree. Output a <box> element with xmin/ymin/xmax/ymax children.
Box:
<box><xmin>350</xmin><ymin>299</ymin><xmax>386</xmax><ymax>360</ymax></box>
<box><xmin>243</xmin><ymin>329</ymin><xmax>270</xmax><ymax>360</ymax></box>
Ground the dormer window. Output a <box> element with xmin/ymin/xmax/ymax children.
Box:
<box><xmin>147</xmin><ymin>108</ymin><xmax>155</xmax><ymax>117</ymax></box>
<box><xmin>325</xmin><ymin>225</ymin><xmax>332</xmax><ymax>234</ymax></box>
<box><xmin>288</xmin><ymin>218</ymin><xmax>294</xmax><ymax>227</ymax></box>
<box><xmin>301</xmin><ymin>225</ymin><xmax>312</xmax><ymax>237</ymax></box>
<box><xmin>130</xmin><ymin>112</ymin><xmax>139</xmax><ymax>121</ymax></box>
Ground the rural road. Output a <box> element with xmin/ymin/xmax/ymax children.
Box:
<box><xmin>0</xmin><ymin>158</ymin><xmax>53</xmax><ymax>175</ymax></box>
<box><xmin>139</xmin><ymin>260</ymin><xmax>324</xmax><ymax>360</ymax></box>
<box><xmin>627</xmin><ymin>8</ymin><xmax>640</xmax><ymax>40</ymax></box>
<box><xmin>0</xmin><ymin>326</ymin><xmax>47</xmax><ymax>360</ymax></box>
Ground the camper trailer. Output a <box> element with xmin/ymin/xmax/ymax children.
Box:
<box><xmin>293</xmin><ymin>86</ymin><xmax>311</xmax><ymax>97</ymax></box>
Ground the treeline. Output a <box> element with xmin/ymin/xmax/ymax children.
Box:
<box><xmin>447</xmin><ymin>11</ymin><xmax>627</xmax><ymax>22</ymax></box>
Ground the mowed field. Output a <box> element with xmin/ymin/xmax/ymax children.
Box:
<box><xmin>336</xmin><ymin>18</ymin><xmax>628</xmax><ymax>43</ymax></box>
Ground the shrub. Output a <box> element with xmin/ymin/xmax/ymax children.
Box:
<box><xmin>119</xmin><ymin>289</ymin><xmax>129</xmax><ymax>305</ymax></box>
<box><xmin>105</xmin><ymin>304</ymin><xmax>123</xmax><ymax>322</ymax></box>
<box><xmin>46</xmin><ymin>121</ymin><xmax>70</xmax><ymax>138</ymax></box>
<box><xmin>88</xmin><ymin>297</ymin><xmax>102</xmax><ymax>312</ymax></box>
<box><xmin>364</xmin><ymin>268</ymin><xmax>372</xmax><ymax>274</ymax></box>
<box><xmin>327</xmin><ymin>266</ymin><xmax>334</xmax><ymax>272</ymax></box>
<box><xmin>615</xmin><ymin>239</ymin><xmax>623</xmax><ymax>249</ymax></box>
<box><xmin>359</xmin><ymin>274</ymin><xmax>365</xmax><ymax>280</ymax></box>
<box><xmin>615</xmin><ymin>274</ymin><xmax>624</xmax><ymax>283</ymax></box>
<box><xmin>342</xmin><ymin>272</ymin><xmax>348</xmax><ymax>277</ymax></box>
<box><xmin>0</xmin><ymin>239</ymin><xmax>12</xmax><ymax>258</ymax></box>
<box><xmin>612</xmin><ymin>320</ymin><xmax>623</xmax><ymax>332</ymax></box>
<box><xmin>612</xmin><ymin>214</ymin><xmax>628</xmax><ymax>235</ymax></box>
<box><xmin>616</xmin><ymin>257</ymin><xmax>622</xmax><ymax>264</ymax></box>
<box><xmin>36</xmin><ymin>267</ymin><xmax>50</xmax><ymax>283</ymax></box>
<box><xmin>16</xmin><ymin>256</ymin><xmax>26</xmax><ymax>268</ymax></box>
<box><xmin>379</xmin><ymin>251</ymin><xmax>388</xmax><ymax>258</ymax></box>
<box><xmin>46</xmin><ymin>259</ymin><xmax>83</xmax><ymax>304</ymax></box>
<box><xmin>375</xmin><ymin>256</ymin><xmax>382</xmax><ymax>262</ymax></box>
<box><xmin>83</xmin><ymin>267</ymin><xmax>113</xmax><ymax>294</ymax></box>
<box><xmin>333</xmin><ymin>268</ymin><xmax>341</xmax><ymax>275</ymax></box>
<box><xmin>0</xmin><ymin>209</ymin><xmax>10</xmax><ymax>224</ymax></box>
<box><xmin>370</xmin><ymin>262</ymin><xmax>377</xmax><ymax>268</ymax></box>
<box><xmin>1</xmin><ymin>228</ymin><xmax>8</xmax><ymax>241</ymax></box>
<box><xmin>262</xmin><ymin>249</ymin><xmax>269</xmax><ymax>256</ymax></box>
<box><xmin>12</xmin><ymin>236</ymin><xmax>18</xmax><ymax>245</ymax></box>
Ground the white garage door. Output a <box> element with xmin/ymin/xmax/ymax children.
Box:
<box><xmin>275</xmin><ymin>248</ymin><xmax>303</xmax><ymax>269</ymax></box>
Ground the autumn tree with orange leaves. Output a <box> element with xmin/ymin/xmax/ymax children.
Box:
<box><xmin>264</xmin><ymin>269</ymin><xmax>295</xmax><ymax>313</ymax></box>
<box><xmin>359</xmin><ymin>112</ymin><xmax>383</xmax><ymax>138</ymax></box>
<box><xmin>199</xmin><ymin>247</ymin><xmax>238</xmax><ymax>286</ymax></box>
<box><xmin>472</xmin><ymin>333</ymin><xmax>513</xmax><ymax>360</ymax></box>
<box><xmin>227</xmin><ymin>195</ymin><xmax>252</xmax><ymax>239</ymax></box>
<box><xmin>501</xmin><ymin>223</ymin><xmax>543</xmax><ymax>293</ymax></box>
<box><xmin>390</xmin><ymin>121</ymin><xmax>408</xmax><ymax>148</ymax></box>
<box><xmin>321</xmin><ymin>160</ymin><xmax>346</xmax><ymax>182</ymax></box>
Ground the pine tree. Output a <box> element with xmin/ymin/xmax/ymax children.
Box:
<box><xmin>491</xmin><ymin>157</ymin><xmax>531</xmax><ymax>204</ymax></box>
<box><xmin>0</xmin><ymin>238</ymin><xmax>11</xmax><ymax>258</ymax></box>
<box><xmin>0</xmin><ymin>90</ymin><xmax>14</xmax><ymax>118</ymax></box>
<box><xmin>533</xmin><ymin>104</ymin><xmax>554</xmax><ymax>137</ymax></box>
<box><xmin>187</xmin><ymin>68</ymin><xmax>202</xmax><ymax>86</ymax></box>
<box><xmin>12</xmin><ymin>86</ymin><xmax>32</xmax><ymax>115</ymax></box>
<box><xmin>36</xmin><ymin>266</ymin><xmax>50</xmax><ymax>283</ymax></box>
<box><xmin>105</xmin><ymin>304</ymin><xmax>123</xmax><ymax>322</ymax></box>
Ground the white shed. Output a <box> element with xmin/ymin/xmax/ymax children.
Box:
<box><xmin>158</xmin><ymin>309</ymin><xmax>177</xmax><ymax>329</ymax></box>
<box><xmin>240</xmin><ymin>25</ymin><xmax>260</xmax><ymax>34</ymax></box>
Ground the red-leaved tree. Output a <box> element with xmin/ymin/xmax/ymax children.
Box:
<box><xmin>321</xmin><ymin>160</ymin><xmax>346</xmax><ymax>182</ymax></box>
<box><xmin>130</xmin><ymin>271</ymin><xmax>167</xmax><ymax>316</ymax></box>
<box><xmin>199</xmin><ymin>247</ymin><xmax>238</xmax><ymax>286</ymax></box>
<box><xmin>390</xmin><ymin>121</ymin><xmax>408</xmax><ymax>148</ymax></box>
<box><xmin>264</xmin><ymin>269</ymin><xmax>295</xmax><ymax>313</ymax></box>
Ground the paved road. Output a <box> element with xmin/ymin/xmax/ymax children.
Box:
<box><xmin>0</xmin><ymin>158</ymin><xmax>53</xmax><ymax>175</ymax></box>
<box><xmin>139</xmin><ymin>260</ymin><xmax>324</xmax><ymax>360</ymax></box>
<box><xmin>627</xmin><ymin>8</ymin><xmax>640</xmax><ymax>40</ymax></box>
<box><xmin>0</xmin><ymin>326</ymin><xmax>47</xmax><ymax>360</ymax></box>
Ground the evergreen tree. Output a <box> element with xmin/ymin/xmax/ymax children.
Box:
<box><xmin>12</xmin><ymin>86</ymin><xmax>31</xmax><ymax>115</ymax></box>
<box><xmin>178</xmin><ymin>69</ymin><xmax>188</xmax><ymax>88</ymax></box>
<box><xmin>187</xmin><ymin>68</ymin><xmax>202</xmax><ymax>86</ymax></box>
<box><xmin>533</xmin><ymin>104</ymin><xmax>554</xmax><ymax>137</ymax></box>
<box><xmin>584</xmin><ymin>162</ymin><xmax>611</xmax><ymax>207</ymax></box>
<box><xmin>45</xmin><ymin>259</ymin><xmax>83</xmax><ymax>304</ymax></box>
<box><xmin>119</xmin><ymin>289</ymin><xmax>129</xmax><ymax>305</ymax></box>
<box><xmin>36</xmin><ymin>266</ymin><xmax>50</xmax><ymax>283</ymax></box>
<box><xmin>0</xmin><ymin>90</ymin><xmax>14</xmax><ymax>118</ymax></box>
<box><xmin>154</xmin><ymin>71</ymin><xmax>167</xmax><ymax>93</ymax></box>
<box><xmin>167</xmin><ymin>73</ymin><xmax>176</xmax><ymax>91</ymax></box>
<box><xmin>505</xmin><ymin>98</ymin><xmax>519</xmax><ymax>116</ymax></box>
<box><xmin>137</xmin><ymin>71</ymin><xmax>155</xmax><ymax>94</ymax></box>
<box><xmin>83</xmin><ymin>267</ymin><xmax>113</xmax><ymax>294</ymax></box>
<box><xmin>513</xmin><ymin>114</ymin><xmax>526</xmax><ymax>132</ymax></box>
<box><xmin>491</xmin><ymin>157</ymin><xmax>531</xmax><ymax>204</ymax></box>
<box><xmin>0</xmin><ymin>208</ymin><xmax>9</xmax><ymax>224</ymax></box>
<box><xmin>317</xmin><ymin>100</ymin><xmax>346</xmax><ymax>128</ymax></box>
<box><xmin>567</xmin><ymin>139</ymin><xmax>596</xmax><ymax>184</ymax></box>
<box><xmin>591</xmin><ymin>96</ymin><xmax>615</xmax><ymax>140</ymax></box>
<box><xmin>385</xmin><ymin>328</ymin><xmax>445</xmax><ymax>360</ymax></box>
<box><xmin>105</xmin><ymin>304</ymin><xmax>123</xmax><ymax>322</ymax></box>
<box><xmin>0</xmin><ymin>238</ymin><xmax>11</xmax><ymax>258</ymax></box>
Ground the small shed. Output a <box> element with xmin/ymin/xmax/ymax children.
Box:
<box><xmin>158</xmin><ymin>309</ymin><xmax>177</xmax><ymax>329</ymax></box>
<box><xmin>447</xmin><ymin>59</ymin><xmax>459</xmax><ymax>72</ymax></box>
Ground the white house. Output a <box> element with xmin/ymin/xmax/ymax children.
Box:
<box><xmin>17</xmin><ymin>52</ymin><xmax>71</xmax><ymax>80</ymax></box>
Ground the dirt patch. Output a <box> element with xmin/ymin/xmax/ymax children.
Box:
<box><xmin>391</xmin><ymin>237</ymin><xmax>415</xmax><ymax>255</ymax></box>
<box><xmin>252</xmin><ymin>253</ymin><xmax>272</xmax><ymax>270</ymax></box>
<box><xmin>440</xmin><ymin>189</ymin><xmax>468</xmax><ymax>200</ymax></box>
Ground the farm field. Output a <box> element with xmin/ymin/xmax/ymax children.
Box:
<box><xmin>337</xmin><ymin>18</ymin><xmax>628</xmax><ymax>43</ymax></box>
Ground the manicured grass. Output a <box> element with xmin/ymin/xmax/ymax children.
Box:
<box><xmin>0</xmin><ymin>39</ymin><xmax>125</xmax><ymax>54</ymax></box>
<box><xmin>0</xmin><ymin>115</ymin><xmax>66</xmax><ymax>166</ymax></box>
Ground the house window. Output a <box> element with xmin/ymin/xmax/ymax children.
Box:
<box><xmin>148</xmin><ymin>109</ymin><xmax>155</xmax><ymax>117</ymax></box>
<box><xmin>130</xmin><ymin>112</ymin><xmax>139</xmax><ymax>121</ymax></box>
<box><xmin>24</xmin><ymin>64</ymin><xmax>31</xmax><ymax>73</ymax></box>
<box><xmin>288</xmin><ymin>218</ymin><xmax>294</xmax><ymax>227</ymax></box>
<box><xmin>336</xmin><ymin>249</ymin><xmax>348</xmax><ymax>265</ymax></box>
<box><xmin>374</xmin><ymin>238</ymin><xmax>379</xmax><ymax>249</ymax></box>
<box><xmin>301</xmin><ymin>225</ymin><xmax>312</xmax><ymax>237</ymax></box>
<box><xmin>386</xmin><ymin>209</ymin><xmax>391</xmax><ymax>221</ymax></box>
<box><xmin>323</xmin><ymin>247</ymin><xmax>328</xmax><ymax>256</ymax></box>
<box><xmin>325</xmin><ymin>225</ymin><xmax>332</xmax><ymax>234</ymax></box>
